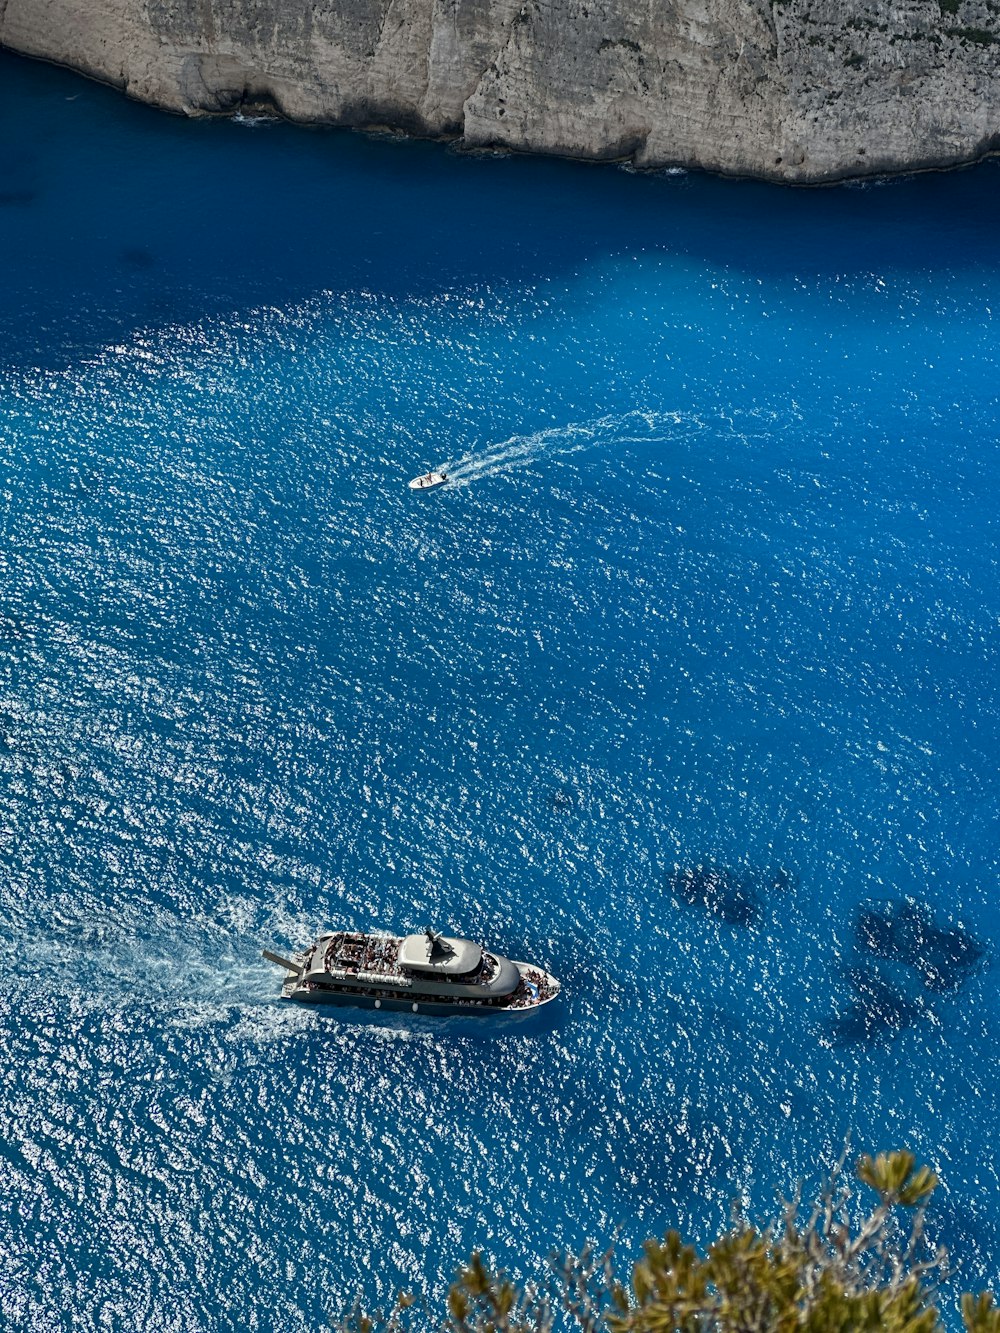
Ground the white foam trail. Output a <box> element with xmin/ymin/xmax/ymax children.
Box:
<box><xmin>226</xmin><ymin>1003</ymin><xmax>314</xmax><ymax>1044</ymax></box>
<box><xmin>440</xmin><ymin>409</ymin><xmax>703</xmax><ymax>486</ymax></box>
<box><xmin>231</xmin><ymin>111</ymin><xmax>279</xmax><ymax>128</ymax></box>
<box><xmin>18</xmin><ymin>900</ymin><xmax>281</xmax><ymax>1016</ymax></box>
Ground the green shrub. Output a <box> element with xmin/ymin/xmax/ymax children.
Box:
<box><xmin>338</xmin><ymin>1152</ymin><xmax>999</xmax><ymax>1333</ymax></box>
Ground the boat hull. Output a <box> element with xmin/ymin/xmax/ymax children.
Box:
<box><xmin>408</xmin><ymin>472</ymin><xmax>448</xmax><ymax>491</ymax></box>
<box><xmin>283</xmin><ymin>961</ymin><xmax>560</xmax><ymax>1017</ymax></box>
<box><xmin>289</xmin><ymin>990</ymin><xmax>550</xmax><ymax>1016</ymax></box>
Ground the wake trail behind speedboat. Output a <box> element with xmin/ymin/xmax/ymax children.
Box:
<box><xmin>404</xmin><ymin>411</ymin><xmax>697</xmax><ymax>495</ymax></box>
<box><xmin>442</xmin><ymin>411</ymin><xmax>703</xmax><ymax>488</ymax></box>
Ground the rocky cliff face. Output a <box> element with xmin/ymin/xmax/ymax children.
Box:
<box><xmin>2</xmin><ymin>0</ymin><xmax>999</xmax><ymax>181</ymax></box>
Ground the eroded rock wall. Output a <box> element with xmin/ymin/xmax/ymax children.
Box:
<box><xmin>2</xmin><ymin>0</ymin><xmax>1000</xmax><ymax>180</ymax></box>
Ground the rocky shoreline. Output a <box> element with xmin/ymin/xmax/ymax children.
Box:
<box><xmin>2</xmin><ymin>0</ymin><xmax>1000</xmax><ymax>183</ymax></box>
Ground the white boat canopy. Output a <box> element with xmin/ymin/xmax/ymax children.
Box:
<box><xmin>397</xmin><ymin>932</ymin><xmax>482</xmax><ymax>975</ymax></box>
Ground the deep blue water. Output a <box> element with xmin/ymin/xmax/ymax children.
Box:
<box><xmin>1</xmin><ymin>48</ymin><xmax>998</xmax><ymax>1331</ymax></box>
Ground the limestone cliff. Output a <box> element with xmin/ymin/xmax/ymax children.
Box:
<box><xmin>2</xmin><ymin>0</ymin><xmax>999</xmax><ymax>181</ymax></box>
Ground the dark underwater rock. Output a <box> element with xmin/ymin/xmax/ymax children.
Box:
<box><xmin>549</xmin><ymin>784</ymin><xmax>580</xmax><ymax>814</ymax></box>
<box><xmin>770</xmin><ymin>867</ymin><xmax>799</xmax><ymax>893</ymax></box>
<box><xmin>121</xmin><ymin>246</ymin><xmax>156</xmax><ymax>268</ymax></box>
<box><xmin>830</xmin><ymin>968</ymin><xmax>927</xmax><ymax>1046</ymax></box>
<box><xmin>667</xmin><ymin>864</ymin><xmax>762</xmax><ymax>928</ymax></box>
<box><xmin>855</xmin><ymin>900</ymin><xmax>985</xmax><ymax>993</ymax></box>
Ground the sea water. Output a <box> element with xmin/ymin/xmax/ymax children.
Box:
<box><xmin>0</xmin><ymin>49</ymin><xmax>998</xmax><ymax>1332</ymax></box>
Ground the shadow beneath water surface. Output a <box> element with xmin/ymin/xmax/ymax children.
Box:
<box><xmin>5</xmin><ymin>50</ymin><xmax>1000</xmax><ymax>370</ymax></box>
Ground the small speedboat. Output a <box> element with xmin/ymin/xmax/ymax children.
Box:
<box><xmin>409</xmin><ymin>470</ymin><xmax>448</xmax><ymax>491</ymax></box>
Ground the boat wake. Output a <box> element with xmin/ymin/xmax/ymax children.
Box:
<box><xmin>9</xmin><ymin>900</ymin><xmax>291</xmax><ymax>1021</ymax></box>
<box><xmin>231</xmin><ymin>110</ymin><xmax>280</xmax><ymax>128</ymax></box>
<box><xmin>439</xmin><ymin>409</ymin><xmax>703</xmax><ymax>487</ymax></box>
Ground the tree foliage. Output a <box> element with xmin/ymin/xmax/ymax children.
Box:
<box><xmin>337</xmin><ymin>1152</ymin><xmax>998</xmax><ymax>1333</ymax></box>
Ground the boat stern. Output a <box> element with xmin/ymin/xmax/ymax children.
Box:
<box><xmin>262</xmin><ymin>947</ymin><xmax>309</xmax><ymax>999</ymax></box>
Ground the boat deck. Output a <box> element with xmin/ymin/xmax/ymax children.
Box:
<box><xmin>291</xmin><ymin>931</ymin><xmax>558</xmax><ymax>1010</ymax></box>
<box><xmin>321</xmin><ymin>931</ymin><xmax>405</xmax><ymax>979</ymax></box>
<box><xmin>507</xmin><ymin>967</ymin><xmax>560</xmax><ymax>1009</ymax></box>
<box><xmin>316</xmin><ymin>931</ymin><xmax>503</xmax><ymax>987</ymax></box>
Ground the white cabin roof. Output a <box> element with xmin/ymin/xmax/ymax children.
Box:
<box><xmin>397</xmin><ymin>933</ymin><xmax>482</xmax><ymax>975</ymax></box>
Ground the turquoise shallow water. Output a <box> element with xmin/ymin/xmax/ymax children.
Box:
<box><xmin>1</xmin><ymin>49</ymin><xmax>999</xmax><ymax>1331</ymax></box>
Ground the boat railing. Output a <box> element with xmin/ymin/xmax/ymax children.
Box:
<box><xmin>320</xmin><ymin>964</ymin><xmax>413</xmax><ymax>988</ymax></box>
<box><xmin>356</xmin><ymin>969</ymin><xmax>411</xmax><ymax>987</ymax></box>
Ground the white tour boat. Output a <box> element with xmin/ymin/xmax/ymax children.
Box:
<box><xmin>264</xmin><ymin>927</ymin><xmax>560</xmax><ymax>1016</ymax></box>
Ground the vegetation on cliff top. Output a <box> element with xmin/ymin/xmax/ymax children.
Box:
<box><xmin>339</xmin><ymin>1152</ymin><xmax>999</xmax><ymax>1333</ymax></box>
